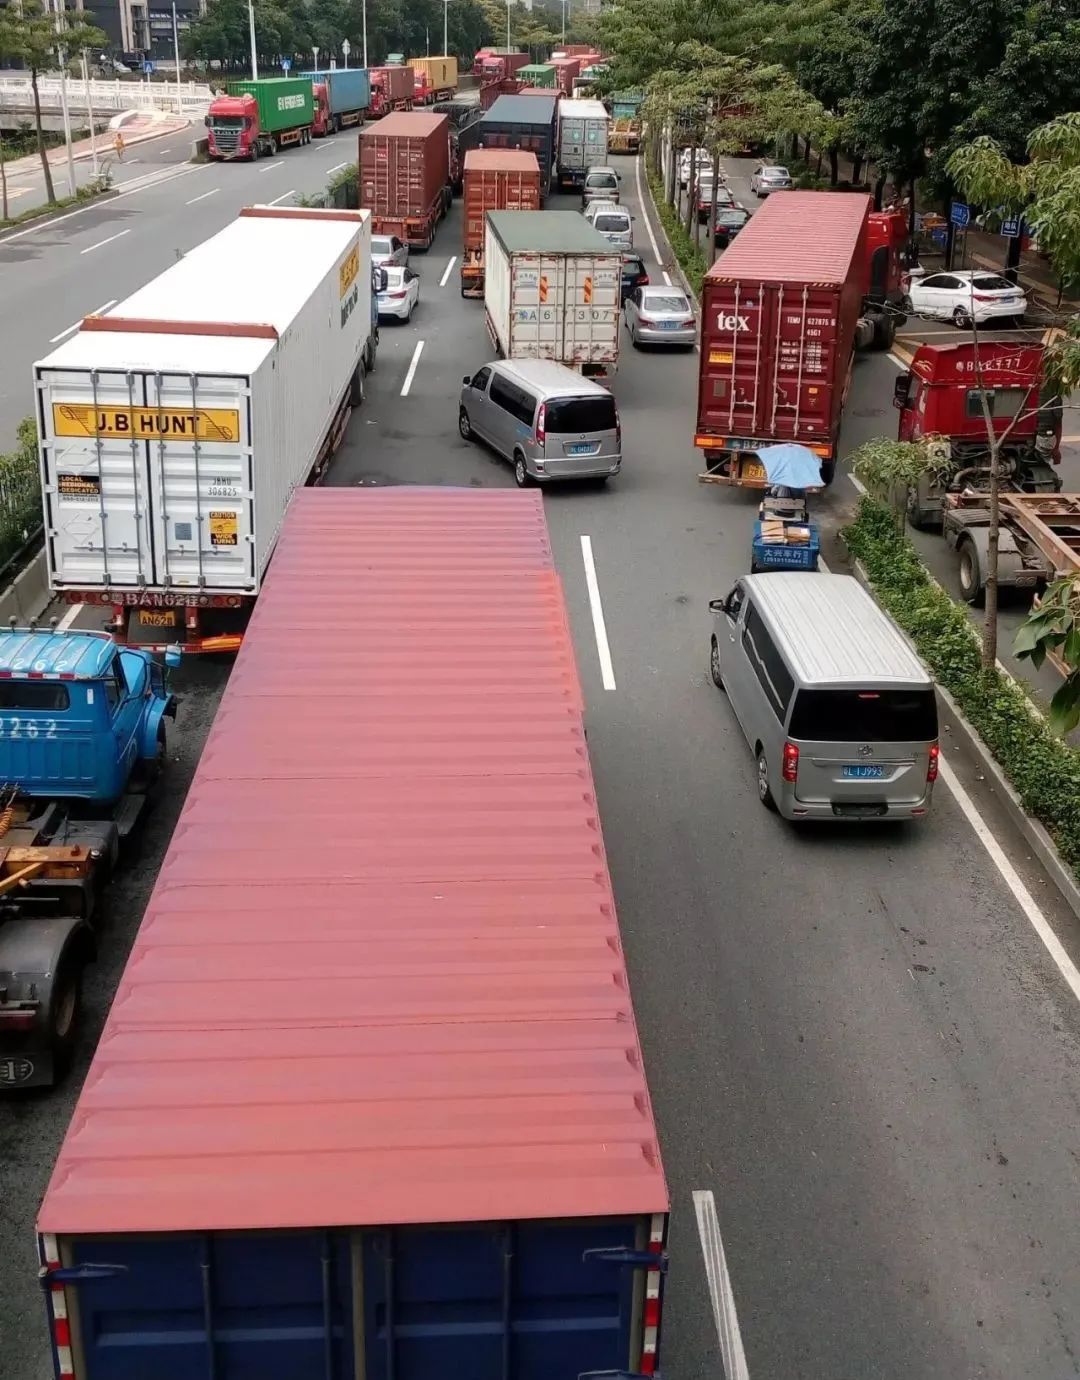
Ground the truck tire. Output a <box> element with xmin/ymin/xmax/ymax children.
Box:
<box><xmin>905</xmin><ymin>475</ymin><xmax>941</xmax><ymax>531</ymax></box>
<box><xmin>250</xmin><ymin>143</ymin><xmax>259</xmax><ymax>162</ymax></box>
<box><xmin>873</xmin><ymin>313</ymin><xmax>896</xmax><ymax>351</ymax></box>
<box><xmin>957</xmin><ymin>536</ymin><xmax>986</xmax><ymax>607</ymax></box>
<box><xmin>819</xmin><ymin>459</ymin><xmax>836</xmax><ymax>486</ymax></box>
<box><xmin>350</xmin><ymin>362</ymin><xmax>365</xmax><ymax>407</ymax></box>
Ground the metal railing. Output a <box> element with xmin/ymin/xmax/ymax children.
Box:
<box><xmin>0</xmin><ymin>75</ymin><xmax>212</xmax><ymax>117</ymax></box>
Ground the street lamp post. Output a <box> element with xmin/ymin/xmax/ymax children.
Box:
<box><xmin>506</xmin><ymin>0</ymin><xmax>510</xmax><ymax>53</ymax></box>
<box><xmin>247</xmin><ymin>0</ymin><xmax>258</xmax><ymax>80</ymax></box>
<box><xmin>342</xmin><ymin>38</ymin><xmax>350</xmax><ymax>69</ymax></box>
<box><xmin>362</xmin><ymin>0</ymin><xmax>368</xmax><ymax>68</ymax></box>
<box><xmin>561</xmin><ymin>0</ymin><xmax>567</xmax><ymax>42</ymax></box>
<box><xmin>313</xmin><ymin>45</ymin><xmax>320</xmax><ymax>71</ymax></box>
<box><xmin>80</xmin><ymin>47</ymin><xmax>98</xmax><ymax>177</ymax></box>
<box><xmin>171</xmin><ymin>2</ymin><xmax>182</xmax><ymax>116</ymax></box>
<box><xmin>51</xmin><ymin>0</ymin><xmax>76</xmax><ymax>200</ymax></box>
<box><xmin>443</xmin><ymin>0</ymin><xmax>449</xmax><ymax>56</ymax></box>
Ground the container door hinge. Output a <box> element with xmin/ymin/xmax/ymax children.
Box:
<box><xmin>39</xmin><ymin>1263</ymin><xmax>129</xmax><ymax>1288</ymax></box>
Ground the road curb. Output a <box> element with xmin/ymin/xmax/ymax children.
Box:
<box><xmin>848</xmin><ymin>555</ymin><xmax>1080</xmax><ymax>923</ymax></box>
<box><xmin>0</xmin><ymin>187</ymin><xmax>119</xmax><ymax>240</ymax></box>
<box><xmin>0</xmin><ymin>549</ymin><xmax>50</xmax><ymax>627</ymax></box>
<box><xmin>637</xmin><ymin>156</ymin><xmax>701</xmax><ymax>311</ymax></box>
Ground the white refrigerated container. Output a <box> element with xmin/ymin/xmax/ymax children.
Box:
<box><xmin>556</xmin><ymin>98</ymin><xmax>609</xmax><ymax>177</ymax></box>
<box><xmin>483</xmin><ymin>210</ymin><xmax>620</xmax><ymax>373</ymax></box>
<box><xmin>35</xmin><ymin>206</ymin><xmax>372</xmax><ymax>606</ymax></box>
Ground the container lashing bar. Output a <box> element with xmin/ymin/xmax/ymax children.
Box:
<box><xmin>124</xmin><ymin>370</ymin><xmax>147</xmax><ymax>588</ymax></box>
<box><xmin>89</xmin><ymin>371</ymin><xmax>113</xmax><ymax>587</ymax></box>
<box><xmin>770</xmin><ymin>283</ymin><xmax>784</xmax><ymax>435</ymax></box>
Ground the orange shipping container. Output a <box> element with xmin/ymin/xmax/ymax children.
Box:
<box><xmin>359</xmin><ymin>111</ymin><xmax>451</xmax><ymax>248</ymax></box>
<box><xmin>460</xmin><ymin>148</ymin><xmax>541</xmax><ymax>297</ymax></box>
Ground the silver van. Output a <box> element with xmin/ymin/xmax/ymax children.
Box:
<box><xmin>708</xmin><ymin>572</ymin><xmax>938</xmax><ymax>820</ymax></box>
<box><xmin>582</xmin><ymin>165</ymin><xmax>621</xmax><ymax>207</ymax></box>
<box><xmin>584</xmin><ymin>201</ymin><xmax>634</xmax><ymax>250</ymax></box>
<box><xmin>458</xmin><ymin>359</ymin><xmax>621</xmax><ymax>487</ymax></box>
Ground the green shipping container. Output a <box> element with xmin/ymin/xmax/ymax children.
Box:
<box><xmin>226</xmin><ymin>77</ymin><xmax>314</xmax><ymax>133</ymax></box>
<box><xmin>517</xmin><ymin>63</ymin><xmax>556</xmax><ymax>88</ymax></box>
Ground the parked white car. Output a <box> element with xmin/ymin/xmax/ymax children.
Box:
<box><xmin>371</xmin><ymin>234</ymin><xmax>409</xmax><ymax>268</ymax></box>
<box><xmin>902</xmin><ymin>269</ymin><xmax>1028</xmax><ymax>326</ymax></box>
<box><xmin>749</xmin><ymin>164</ymin><xmax>793</xmax><ymax>195</ymax></box>
<box><xmin>377</xmin><ymin>265</ymin><xmax>420</xmax><ymax>322</ymax></box>
<box><xmin>679</xmin><ymin>147</ymin><xmax>715</xmax><ymax>188</ymax></box>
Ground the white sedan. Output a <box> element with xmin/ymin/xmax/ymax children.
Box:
<box><xmin>377</xmin><ymin>266</ymin><xmax>420</xmax><ymax>323</ymax></box>
<box><xmin>902</xmin><ymin>269</ymin><xmax>1027</xmax><ymax>326</ymax></box>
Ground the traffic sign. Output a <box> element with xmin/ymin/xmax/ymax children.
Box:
<box><xmin>1001</xmin><ymin>215</ymin><xmax>1023</xmax><ymax>238</ymax></box>
<box><xmin>142</xmin><ymin>59</ymin><xmax>154</xmax><ymax>74</ymax></box>
<box><xmin>281</xmin><ymin>57</ymin><xmax>291</xmax><ymax>71</ymax></box>
<box><xmin>950</xmin><ymin>201</ymin><xmax>971</xmax><ymax>228</ymax></box>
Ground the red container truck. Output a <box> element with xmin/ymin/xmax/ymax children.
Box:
<box><xmin>460</xmin><ymin>148</ymin><xmax>542</xmax><ymax>297</ymax></box>
<box><xmin>696</xmin><ymin>191</ymin><xmax>900</xmax><ymax>487</ymax></box>
<box><xmin>548</xmin><ymin>55</ymin><xmax>582</xmax><ymax>95</ymax></box>
<box><xmin>37</xmin><ymin>486</ymin><xmax>670</xmax><ymax>1380</ymax></box>
<box><xmin>359</xmin><ymin>110</ymin><xmax>451</xmax><ymax>248</ymax></box>
<box><xmin>368</xmin><ymin>63</ymin><xmax>414</xmax><ymax>117</ymax></box>
<box><xmin>480</xmin><ymin>76</ymin><xmax>523</xmax><ymax>109</ymax></box>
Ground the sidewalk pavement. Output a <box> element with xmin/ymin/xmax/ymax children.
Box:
<box><xmin>3</xmin><ymin>111</ymin><xmax>191</xmax><ymax>180</ymax></box>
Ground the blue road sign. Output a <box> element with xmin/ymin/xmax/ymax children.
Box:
<box><xmin>1001</xmin><ymin>215</ymin><xmax>1023</xmax><ymax>237</ymax></box>
<box><xmin>143</xmin><ymin>60</ymin><xmax>154</xmax><ymax>74</ymax></box>
<box><xmin>950</xmin><ymin>201</ymin><xmax>971</xmax><ymax>228</ymax></box>
<box><xmin>281</xmin><ymin>57</ymin><xmax>291</xmax><ymax>71</ymax></box>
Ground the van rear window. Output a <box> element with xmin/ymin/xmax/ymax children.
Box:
<box><xmin>788</xmin><ymin>688</ymin><xmax>937</xmax><ymax>741</ymax></box>
<box><xmin>545</xmin><ymin>396</ymin><xmax>617</xmax><ymax>433</ymax></box>
<box><xmin>0</xmin><ymin>682</ymin><xmax>70</xmax><ymax>711</ymax></box>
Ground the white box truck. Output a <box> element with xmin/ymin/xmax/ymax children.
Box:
<box><xmin>556</xmin><ymin>97</ymin><xmax>609</xmax><ymax>189</ymax></box>
<box><xmin>34</xmin><ymin>206</ymin><xmax>377</xmax><ymax>652</ymax></box>
<box><xmin>484</xmin><ymin>210</ymin><xmax>621</xmax><ymax>377</ymax></box>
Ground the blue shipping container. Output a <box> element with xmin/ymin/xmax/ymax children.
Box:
<box><xmin>306</xmin><ymin>67</ymin><xmax>371</xmax><ymax>116</ymax></box>
<box><xmin>45</xmin><ymin>1216</ymin><xmax>661</xmax><ymax>1380</ymax></box>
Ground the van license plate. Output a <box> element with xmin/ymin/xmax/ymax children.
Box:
<box><xmin>137</xmin><ymin>610</ymin><xmax>178</xmax><ymax>628</ymax></box>
<box><xmin>567</xmin><ymin>442</ymin><xmax>597</xmax><ymax>455</ymax></box>
<box><xmin>843</xmin><ymin>764</ymin><xmax>885</xmax><ymax>779</ymax></box>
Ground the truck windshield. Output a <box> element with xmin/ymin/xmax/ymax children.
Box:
<box><xmin>209</xmin><ymin>116</ymin><xmax>244</xmax><ymax>129</ymax></box>
<box><xmin>965</xmin><ymin>387</ymin><xmax>1032</xmax><ymax>419</ymax></box>
<box><xmin>545</xmin><ymin>397</ymin><xmax>617</xmax><ymax>433</ymax></box>
<box><xmin>788</xmin><ymin>689</ymin><xmax>938</xmax><ymax>741</ymax></box>
<box><xmin>0</xmin><ymin>682</ymin><xmax>70</xmax><ymax>710</ymax></box>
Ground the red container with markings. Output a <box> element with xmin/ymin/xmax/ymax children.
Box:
<box><xmin>359</xmin><ymin>110</ymin><xmax>450</xmax><ymax>248</ymax></box>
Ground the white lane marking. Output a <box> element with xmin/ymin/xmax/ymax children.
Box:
<box><xmin>580</xmin><ymin>535</ymin><xmax>616</xmax><ymax>691</ymax></box>
<box><xmin>400</xmin><ymin>340</ymin><xmax>425</xmax><ymax>396</ymax></box>
<box><xmin>662</xmin><ymin>270</ymin><xmax>672</xmax><ymax>286</ymax></box>
<box><xmin>0</xmin><ymin>166</ymin><xmax>201</xmax><ymax>246</ymax></box>
<box><xmin>186</xmin><ymin>188</ymin><xmax>219</xmax><ymax>205</ymax></box>
<box><xmin>633</xmin><ymin>152</ymin><xmax>664</xmax><ymax>265</ymax></box>
<box><xmin>887</xmin><ymin>353</ymin><xmax>909</xmax><ymax>369</ymax></box>
<box><xmin>57</xmin><ymin>602</ymin><xmax>82</xmax><ymax>631</ymax></box>
<box><xmin>938</xmin><ymin>756</ymin><xmax>1080</xmax><ymax>1005</ymax></box>
<box><xmin>326</xmin><ymin>161</ymin><xmax>349</xmax><ymax>174</ymax></box>
<box><xmin>693</xmin><ymin>1190</ymin><xmax>751</xmax><ymax>1380</ymax></box>
<box><xmin>258</xmin><ymin>163</ymin><xmax>283</xmax><ymax>173</ymax></box>
<box><xmin>80</xmin><ymin>228</ymin><xmax>130</xmax><ymax>255</ymax></box>
<box><xmin>439</xmin><ymin>255</ymin><xmax>457</xmax><ymax>287</ymax></box>
<box><xmin>267</xmin><ymin>189</ymin><xmax>296</xmax><ymax>207</ymax></box>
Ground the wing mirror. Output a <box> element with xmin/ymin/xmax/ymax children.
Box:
<box><xmin>164</xmin><ymin>645</ymin><xmax>182</xmax><ymax>668</ymax></box>
<box><xmin>892</xmin><ymin>372</ymin><xmax>913</xmax><ymax>409</ymax></box>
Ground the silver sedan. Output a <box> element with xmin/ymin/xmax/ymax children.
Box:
<box><xmin>624</xmin><ymin>286</ymin><xmax>697</xmax><ymax>348</ymax></box>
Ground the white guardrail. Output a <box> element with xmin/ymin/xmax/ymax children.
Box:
<box><xmin>0</xmin><ymin>74</ymin><xmax>212</xmax><ymax>116</ymax></box>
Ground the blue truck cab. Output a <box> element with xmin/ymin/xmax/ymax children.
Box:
<box><xmin>0</xmin><ymin>628</ymin><xmax>177</xmax><ymax>805</ymax></box>
<box><xmin>0</xmin><ymin>626</ymin><xmax>178</xmax><ymax>1090</ymax></box>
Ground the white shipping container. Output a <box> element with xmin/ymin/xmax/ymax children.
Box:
<box><xmin>484</xmin><ymin>211</ymin><xmax>620</xmax><ymax>371</ymax></box>
<box><xmin>35</xmin><ymin>206</ymin><xmax>372</xmax><ymax>599</ymax></box>
<box><xmin>557</xmin><ymin>98</ymin><xmax>609</xmax><ymax>174</ymax></box>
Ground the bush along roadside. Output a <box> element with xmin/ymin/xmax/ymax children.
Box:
<box><xmin>0</xmin><ymin>417</ymin><xmax>44</xmax><ymax>573</ymax></box>
<box><xmin>0</xmin><ymin>175</ymin><xmax>113</xmax><ymax>233</ymax></box>
<box><xmin>844</xmin><ymin>497</ymin><xmax>1080</xmax><ymax>879</ymax></box>
<box><xmin>645</xmin><ymin>164</ymin><xmax>707</xmax><ymax>298</ymax></box>
<box><xmin>297</xmin><ymin>163</ymin><xmax>359</xmax><ymax>211</ymax></box>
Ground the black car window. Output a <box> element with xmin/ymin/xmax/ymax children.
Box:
<box><xmin>741</xmin><ymin>605</ymin><xmax>792</xmax><ymax>721</ymax></box>
<box><xmin>0</xmin><ymin>682</ymin><xmax>69</xmax><ymax>711</ymax></box>
<box><xmin>471</xmin><ymin>366</ymin><xmax>492</xmax><ymax>391</ymax></box>
<box><xmin>972</xmin><ymin>274</ymin><xmax>1014</xmax><ymax>291</ymax></box>
<box><xmin>490</xmin><ymin>374</ymin><xmax>535</xmax><ymax>425</ymax></box>
<box><xmin>788</xmin><ymin>689</ymin><xmax>938</xmax><ymax>741</ymax></box>
<box><xmin>544</xmin><ymin>396</ymin><xmax>617</xmax><ymax>433</ymax></box>
<box><xmin>964</xmin><ymin>386</ymin><xmax>1030</xmax><ymax>419</ymax></box>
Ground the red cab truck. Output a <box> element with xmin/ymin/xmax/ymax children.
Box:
<box><xmin>478</xmin><ymin>48</ymin><xmax>528</xmax><ymax>82</ymax></box>
<box><xmin>460</xmin><ymin>148</ymin><xmax>542</xmax><ymax>297</ymax></box>
<box><xmin>410</xmin><ymin>54</ymin><xmax>458</xmax><ymax>104</ymax></box>
<box><xmin>549</xmin><ymin>55</ymin><xmax>583</xmax><ymax>96</ymax></box>
<box><xmin>360</xmin><ymin>110</ymin><xmax>451</xmax><ymax>248</ymax></box>
<box><xmin>308</xmin><ymin>67</ymin><xmax>371</xmax><ymax>135</ymax></box>
<box><xmin>37</xmin><ymin>486</ymin><xmax>670</xmax><ymax>1380</ymax></box>
<box><xmin>205</xmin><ymin>77</ymin><xmax>313</xmax><ymax>159</ymax></box>
<box><xmin>368</xmin><ymin>63</ymin><xmax>414</xmax><ymax>117</ymax></box>
<box><xmin>696</xmin><ymin>191</ymin><xmax>899</xmax><ymax>487</ymax></box>
<box><xmin>894</xmin><ymin>341</ymin><xmax>1062</xmax><ymax>527</ymax></box>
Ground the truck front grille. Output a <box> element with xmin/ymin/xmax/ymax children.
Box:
<box><xmin>213</xmin><ymin>129</ymin><xmax>241</xmax><ymax>153</ymax></box>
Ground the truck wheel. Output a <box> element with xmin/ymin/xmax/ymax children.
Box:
<box><xmin>350</xmin><ymin>362</ymin><xmax>365</xmax><ymax>407</ymax></box>
<box><xmin>905</xmin><ymin>478</ymin><xmax>940</xmax><ymax>531</ymax></box>
<box><xmin>957</xmin><ymin>537</ymin><xmax>986</xmax><ymax>607</ymax></box>
<box><xmin>873</xmin><ymin>313</ymin><xmax>896</xmax><ymax>350</ymax></box>
<box><xmin>132</xmin><ymin>722</ymin><xmax>167</xmax><ymax>794</ymax></box>
<box><xmin>48</xmin><ymin>960</ymin><xmax>84</xmax><ymax>1080</ymax></box>
<box><xmin>250</xmin><ymin>143</ymin><xmax>259</xmax><ymax>162</ymax></box>
<box><xmin>819</xmin><ymin>459</ymin><xmax>836</xmax><ymax>486</ymax></box>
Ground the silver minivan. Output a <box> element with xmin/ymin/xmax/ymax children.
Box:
<box><xmin>582</xmin><ymin>165</ymin><xmax>621</xmax><ymax>206</ymax></box>
<box><xmin>584</xmin><ymin>201</ymin><xmax>634</xmax><ymax>250</ymax></box>
<box><xmin>708</xmin><ymin>572</ymin><xmax>938</xmax><ymax>820</ymax></box>
<box><xmin>458</xmin><ymin>359</ymin><xmax>621</xmax><ymax>487</ymax></box>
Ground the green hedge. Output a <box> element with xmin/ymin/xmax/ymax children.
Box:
<box><xmin>646</xmin><ymin>165</ymin><xmax>707</xmax><ymax>298</ymax></box>
<box><xmin>844</xmin><ymin>498</ymin><xmax>1080</xmax><ymax>878</ymax></box>
<box><xmin>0</xmin><ymin>418</ymin><xmax>43</xmax><ymax>570</ymax></box>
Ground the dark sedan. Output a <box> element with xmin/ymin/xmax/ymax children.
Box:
<box><xmin>621</xmin><ymin>252</ymin><xmax>649</xmax><ymax>303</ymax></box>
<box><xmin>714</xmin><ymin>206</ymin><xmax>751</xmax><ymax>246</ymax></box>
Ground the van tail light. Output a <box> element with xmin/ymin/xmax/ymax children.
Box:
<box><xmin>782</xmin><ymin>742</ymin><xmax>799</xmax><ymax>782</ymax></box>
<box><xmin>615</xmin><ymin>406</ymin><xmax>621</xmax><ymax>447</ymax></box>
<box><xmin>535</xmin><ymin>402</ymin><xmax>546</xmax><ymax>446</ymax></box>
<box><xmin>927</xmin><ymin>742</ymin><xmax>940</xmax><ymax>784</ymax></box>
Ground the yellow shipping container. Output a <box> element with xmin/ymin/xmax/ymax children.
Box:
<box><xmin>410</xmin><ymin>55</ymin><xmax>459</xmax><ymax>94</ymax></box>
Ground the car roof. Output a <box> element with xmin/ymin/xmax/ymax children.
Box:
<box><xmin>0</xmin><ymin>630</ymin><xmax>117</xmax><ymax>680</ymax></box>
<box><xmin>642</xmin><ymin>284</ymin><xmax>687</xmax><ymax>297</ymax></box>
<box><xmin>586</xmin><ymin>165</ymin><xmax>618</xmax><ymax>175</ymax></box>
<box><xmin>743</xmin><ymin>573</ymin><xmax>931</xmax><ymax>686</ymax></box>
<box><xmin>496</xmin><ymin>358</ymin><xmax>612</xmax><ymax>398</ymax></box>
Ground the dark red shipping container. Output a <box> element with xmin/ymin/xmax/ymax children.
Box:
<box><xmin>548</xmin><ymin>55</ymin><xmax>582</xmax><ymax>95</ymax></box>
<box><xmin>368</xmin><ymin>63</ymin><xmax>414</xmax><ymax>115</ymax></box>
<box><xmin>462</xmin><ymin>149</ymin><xmax>541</xmax><ymax>253</ymax></box>
<box><xmin>696</xmin><ymin>190</ymin><xmax>870</xmax><ymax>485</ymax></box>
<box><xmin>359</xmin><ymin>110</ymin><xmax>450</xmax><ymax>247</ymax></box>
<box><xmin>479</xmin><ymin>76</ymin><xmax>521</xmax><ymax>110</ymax></box>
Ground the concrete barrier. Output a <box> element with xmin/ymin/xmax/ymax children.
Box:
<box><xmin>0</xmin><ymin>549</ymin><xmax>50</xmax><ymax>627</ymax></box>
<box><xmin>191</xmin><ymin>135</ymin><xmax>209</xmax><ymax>160</ymax></box>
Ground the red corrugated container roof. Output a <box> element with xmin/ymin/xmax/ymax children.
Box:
<box><xmin>38</xmin><ymin>488</ymin><xmax>668</xmax><ymax>1239</ymax></box>
<box><xmin>705</xmin><ymin>190</ymin><xmax>871</xmax><ymax>285</ymax></box>
<box><xmin>360</xmin><ymin>109</ymin><xmax>448</xmax><ymax>138</ymax></box>
<box><xmin>463</xmin><ymin>149</ymin><xmax>539</xmax><ymax>172</ymax></box>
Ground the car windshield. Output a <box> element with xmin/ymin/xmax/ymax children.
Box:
<box><xmin>588</xmin><ymin>174</ymin><xmax>617</xmax><ymax>188</ymax></box>
<box><xmin>544</xmin><ymin>396</ymin><xmax>618</xmax><ymax>433</ymax></box>
<box><xmin>596</xmin><ymin>215</ymin><xmax>627</xmax><ymax>231</ymax></box>
<box><xmin>765</xmin><ymin>167</ymin><xmax>789</xmax><ymax>178</ymax></box>
<box><xmin>972</xmin><ymin>274</ymin><xmax>1016</xmax><ymax>291</ymax></box>
<box><xmin>717</xmin><ymin>210</ymin><xmax>747</xmax><ymax>224</ymax></box>
<box><xmin>788</xmin><ymin>688</ymin><xmax>938</xmax><ymax>741</ymax></box>
<box><xmin>372</xmin><ymin>238</ymin><xmax>392</xmax><ymax>255</ymax></box>
<box><xmin>622</xmin><ymin>258</ymin><xmax>645</xmax><ymax>277</ymax></box>
<box><xmin>644</xmin><ymin>294</ymin><xmax>689</xmax><ymax>312</ymax></box>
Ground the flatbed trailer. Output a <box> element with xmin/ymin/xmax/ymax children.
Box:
<box><xmin>943</xmin><ymin>490</ymin><xmax>1080</xmax><ymax>606</ymax></box>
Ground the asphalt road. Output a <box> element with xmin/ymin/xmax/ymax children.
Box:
<box><xmin>3</xmin><ymin>148</ymin><xmax>1080</xmax><ymax>1380</ymax></box>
